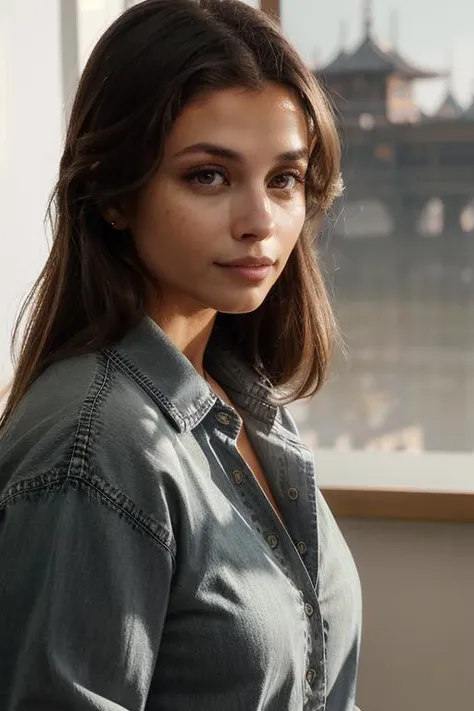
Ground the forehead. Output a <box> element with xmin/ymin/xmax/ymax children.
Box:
<box><xmin>165</xmin><ymin>84</ymin><xmax>309</xmax><ymax>156</ymax></box>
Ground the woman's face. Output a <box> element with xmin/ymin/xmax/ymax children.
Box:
<box><xmin>124</xmin><ymin>83</ymin><xmax>309</xmax><ymax>318</ymax></box>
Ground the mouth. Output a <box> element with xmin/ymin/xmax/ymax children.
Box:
<box><xmin>214</xmin><ymin>258</ymin><xmax>276</xmax><ymax>283</ymax></box>
<box><xmin>216</xmin><ymin>256</ymin><xmax>276</xmax><ymax>268</ymax></box>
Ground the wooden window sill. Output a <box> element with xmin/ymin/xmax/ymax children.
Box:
<box><xmin>322</xmin><ymin>487</ymin><xmax>474</xmax><ymax>523</ymax></box>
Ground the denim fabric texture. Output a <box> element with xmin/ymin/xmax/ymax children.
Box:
<box><xmin>0</xmin><ymin>316</ymin><xmax>362</xmax><ymax>710</ymax></box>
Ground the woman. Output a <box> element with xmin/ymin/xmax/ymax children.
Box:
<box><xmin>0</xmin><ymin>1</ymin><xmax>361</xmax><ymax>709</ymax></box>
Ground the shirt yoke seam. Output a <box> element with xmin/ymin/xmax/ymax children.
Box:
<box><xmin>67</xmin><ymin>353</ymin><xmax>111</xmax><ymax>480</ymax></box>
<box><xmin>0</xmin><ymin>468</ymin><xmax>176</xmax><ymax>560</ymax></box>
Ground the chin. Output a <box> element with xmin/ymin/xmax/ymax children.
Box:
<box><xmin>210</xmin><ymin>292</ymin><xmax>268</xmax><ymax>315</ymax></box>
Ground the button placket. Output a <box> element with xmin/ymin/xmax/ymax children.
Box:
<box><xmin>287</xmin><ymin>486</ymin><xmax>299</xmax><ymax>501</ymax></box>
<box><xmin>266</xmin><ymin>533</ymin><xmax>278</xmax><ymax>549</ymax></box>
<box><xmin>215</xmin><ymin>411</ymin><xmax>231</xmax><ymax>426</ymax></box>
<box><xmin>296</xmin><ymin>540</ymin><xmax>308</xmax><ymax>556</ymax></box>
<box><xmin>212</xmin><ymin>401</ymin><xmax>329</xmax><ymax>704</ymax></box>
<box><xmin>232</xmin><ymin>469</ymin><xmax>244</xmax><ymax>485</ymax></box>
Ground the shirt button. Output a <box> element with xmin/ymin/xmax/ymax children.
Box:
<box><xmin>296</xmin><ymin>540</ymin><xmax>307</xmax><ymax>556</ymax></box>
<box><xmin>267</xmin><ymin>533</ymin><xmax>278</xmax><ymax>549</ymax></box>
<box><xmin>304</xmin><ymin>602</ymin><xmax>314</xmax><ymax>617</ymax></box>
<box><xmin>216</xmin><ymin>412</ymin><xmax>231</xmax><ymax>426</ymax></box>
<box><xmin>306</xmin><ymin>668</ymin><xmax>316</xmax><ymax>685</ymax></box>
<box><xmin>232</xmin><ymin>469</ymin><xmax>244</xmax><ymax>485</ymax></box>
<box><xmin>288</xmin><ymin>487</ymin><xmax>299</xmax><ymax>501</ymax></box>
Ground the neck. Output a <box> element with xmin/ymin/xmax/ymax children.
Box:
<box><xmin>147</xmin><ymin>296</ymin><xmax>217</xmax><ymax>377</ymax></box>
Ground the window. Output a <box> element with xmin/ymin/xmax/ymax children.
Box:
<box><xmin>291</xmin><ymin>3</ymin><xmax>474</xmax><ymax>517</ymax></box>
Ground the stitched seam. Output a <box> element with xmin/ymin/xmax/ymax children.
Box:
<box><xmin>105</xmin><ymin>349</ymin><xmax>183</xmax><ymax>425</ymax></box>
<box><xmin>272</xmin><ymin>419</ymin><xmax>311</xmax><ymax>450</ymax></box>
<box><xmin>208</xmin><ymin>346</ymin><xmax>277</xmax><ymax>415</ymax></box>
<box><xmin>0</xmin><ymin>479</ymin><xmax>61</xmax><ymax>508</ymax></box>
<box><xmin>79</xmin><ymin>356</ymin><xmax>111</xmax><ymax>479</ymax></box>
<box><xmin>0</xmin><ymin>472</ymin><xmax>175</xmax><ymax>559</ymax></box>
<box><xmin>223</xmin><ymin>385</ymin><xmax>277</xmax><ymax>427</ymax></box>
<box><xmin>67</xmin><ymin>356</ymin><xmax>111</xmax><ymax>479</ymax></box>
<box><xmin>104</xmin><ymin>348</ymin><xmax>214</xmax><ymax>430</ymax></box>
<box><xmin>76</xmin><ymin>474</ymin><xmax>175</xmax><ymax>556</ymax></box>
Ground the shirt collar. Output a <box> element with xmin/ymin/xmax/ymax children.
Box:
<box><xmin>105</xmin><ymin>316</ymin><xmax>278</xmax><ymax>433</ymax></box>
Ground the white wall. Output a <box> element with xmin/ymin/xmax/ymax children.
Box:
<box><xmin>78</xmin><ymin>0</ymin><xmax>124</xmax><ymax>71</ymax></box>
<box><xmin>340</xmin><ymin>517</ymin><xmax>474</xmax><ymax>711</ymax></box>
<box><xmin>0</xmin><ymin>0</ymin><xmax>63</xmax><ymax>386</ymax></box>
<box><xmin>0</xmin><ymin>0</ymin><xmax>130</xmax><ymax>389</ymax></box>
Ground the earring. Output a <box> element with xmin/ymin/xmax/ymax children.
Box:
<box><xmin>110</xmin><ymin>220</ymin><xmax>117</xmax><ymax>228</ymax></box>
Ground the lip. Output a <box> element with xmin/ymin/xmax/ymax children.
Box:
<box><xmin>215</xmin><ymin>263</ymin><xmax>274</xmax><ymax>283</ymax></box>
<box><xmin>216</xmin><ymin>255</ymin><xmax>275</xmax><ymax>268</ymax></box>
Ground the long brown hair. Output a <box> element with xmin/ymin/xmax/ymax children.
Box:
<box><xmin>1</xmin><ymin>0</ymin><xmax>342</xmax><ymax>428</ymax></box>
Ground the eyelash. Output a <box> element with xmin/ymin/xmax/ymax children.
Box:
<box><xmin>183</xmin><ymin>165</ymin><xmax>306</xmax><ymax>189</ymax></box>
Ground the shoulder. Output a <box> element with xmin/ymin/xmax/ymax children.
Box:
<box><xmin>0</xmin><ymin>351</ymin><xmax>181</xmax><ymax>516</ymax></box>
<box><xmin>0</xmin><ymin>353</ymin><xmax>104</xmax><ymax>482</ymax></box>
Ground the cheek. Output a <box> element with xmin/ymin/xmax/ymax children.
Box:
<box><xmin>132</xmin><ymin>204</ymin><xmax>218</xmax><ymax>285</ymax></box>
<box><xmin>133</xmin><ymin>201</ymin><xmax>194</xmax><ymax>258</ymax></box>
<box><xmin>278</xmin><ymin>202</ymin><xmax>306</xmax><ymax>250</ymax></box>
<box><xmin>148</xmin><ymin>191</ymin><xmax>219</xmax><ymax>247</ymax></box>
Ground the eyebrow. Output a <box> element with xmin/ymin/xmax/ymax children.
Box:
<box><xmin>173</xmin><ymin>142</ymin><xmax>308</xmax><ymax>164</ymax></box>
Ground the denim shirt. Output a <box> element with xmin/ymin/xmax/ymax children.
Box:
<box><xmin>0</xmin><ymin>317</ymin><xmax>362</xmax><ymax>711</ymax></box>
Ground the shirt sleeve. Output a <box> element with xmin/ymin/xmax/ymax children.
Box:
<box><xmin>0</xmin><ymin>478</ymin><xmax>174</xmax><ymax>710</ymax></box>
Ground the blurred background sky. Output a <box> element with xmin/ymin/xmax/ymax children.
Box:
<box><xmin>78</xmin><ymin>1</ymin><xmax>474</xmax><ymax>113</ymax></box>
<box><xmin>256</xmin><ymin>0</ymin><xmax>474</xmax><ymax>112</ymax></box>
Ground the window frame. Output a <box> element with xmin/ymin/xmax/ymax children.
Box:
<box><xmin>316</xmin><ymin>449</ymin><xmax>474</xmax><ymax>521</ymax></box>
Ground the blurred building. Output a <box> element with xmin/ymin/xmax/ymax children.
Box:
<box><xmin>318</xmin><ymin>6</ymin><xmax>474</xmax><ymax>237</ymax></box>
<box><xmin>292</xmin><ymin>5</ymin><xmax>474</xmax><ymax>453</ymax></box>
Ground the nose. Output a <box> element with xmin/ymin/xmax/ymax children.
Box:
<box><xmin>231</xmin><ymin>189</ymin><xmax>275</xmax><ymax>242</ymax></box>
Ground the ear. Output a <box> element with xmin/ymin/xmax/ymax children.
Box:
<box><xmin>102</xmin><ymin>206</ymin><xmax>128</xmax><ymax>231</ymax></box>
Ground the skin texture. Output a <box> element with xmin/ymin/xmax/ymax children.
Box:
<box><xmin>107</xmin><ymin>83</ymin><xmax>309</xmax><ymax>373</ymax></box>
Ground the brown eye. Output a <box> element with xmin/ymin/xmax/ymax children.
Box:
<box><xmin>270</xmin><ymin>172</ymin><xmax>304</xmax><ymax>190</ymax></box>
<box><xmin>272</xmin><ymin>174</ymin><xmax>294</xmax><ymax>189</ymax></box>
<box><xmin>186</xmin><ymin>169</ymin><xmax>227</xmax><ymax>186</ymax></box>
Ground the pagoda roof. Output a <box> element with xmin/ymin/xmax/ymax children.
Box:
<box><xmin>322</xmin><ymin>49</ymin><xmax>350</xmax><ymax>74</ymax></box>
<box><xmin>434</xmin><ymin>90</ymin><xmax>464</xmax><ymax>119</ymax></box>
<box><xmin>320</xmin><ymin>34</ymin><xmax>442</xmax><ymax>80</ymax></box>
<box><xmin>464</xmin><ymin>98</ymin><xmax>474</xmax><ymax>119</ymax></box>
